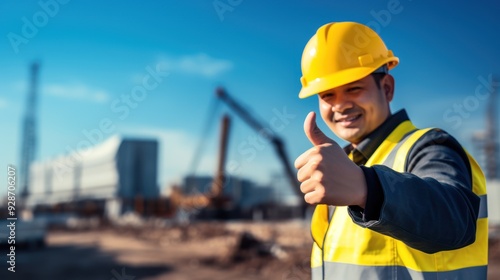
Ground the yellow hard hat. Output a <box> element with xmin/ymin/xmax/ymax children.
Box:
<box><xmin>299</xmin><ymin>22</ymin><xmax>399</xmax><ymax>99</ymax></box>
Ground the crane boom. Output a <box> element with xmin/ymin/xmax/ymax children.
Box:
<box><xmin>170</xmin><ymin>114</ymin><xmax>231</xmax><ymax>212</ymax></box>
<box><xmin>215</xmin><ymin>87</ymin><xmax>303</xmax><ymax>203</ymax></box>
<box><xmin>212</xmin><ymin>114</ymin><xmax>231</xmax><ymax>197</ymax></box>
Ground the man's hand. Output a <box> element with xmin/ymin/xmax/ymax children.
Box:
<box><xmin>294</xmin><ymin>112</ymin><xmax>367</xmax><ymax>207</ymax></box>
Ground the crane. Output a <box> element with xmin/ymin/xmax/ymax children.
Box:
<box><xmin>170</xmin><ymin>114</ymin><xmax>232</xmax><ymax>213</ymax></box>
<box><xmin>472</xmin><ymin>75</ymin><xmax>499</xmax><ymax>179</ymax></box>
<box><xmin>172</xmin><ymin>87</ymin><xmax>306</xmax><ymax>219</ymax></box>
<box><xmin>20</xmin><ymin>62</ymin><xmax>40</xmax><ymax>199</ymax></box>
<box><xmin>215</xmin><ymin>87</ymin><xmax>305</xmax><ymax>210</ymax></box>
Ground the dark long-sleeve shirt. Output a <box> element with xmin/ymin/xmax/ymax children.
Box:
<box><xmin>344</xmin><ymin>109</ymin><xmax>480</xmax><ymax>254</ymax></box>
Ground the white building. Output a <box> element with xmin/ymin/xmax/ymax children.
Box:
<box><xmin>488</xmin><ymin>180</ymin><xmax>500</xmax><ymax>227</ymax></box>
<box><xmin>26</xmin><ymin>135</ymin><xmax>159</xmax><ymax>214</ymax></box>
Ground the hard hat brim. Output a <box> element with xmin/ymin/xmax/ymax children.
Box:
<box><xmin>298</xmin><ymin>57</ymin><xmax>399</xmax><ymax>99</ymax></box>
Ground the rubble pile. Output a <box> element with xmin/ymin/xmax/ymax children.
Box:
<box><xmin>109</xmin><ymin>219</ymin><xmax>313</xmax><ymax>278</ymax></box>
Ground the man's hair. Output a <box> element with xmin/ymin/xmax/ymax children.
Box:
<box><xmin>371</xmin><ymin>73</ymin><xmax>387</xmax><ymax>89</ymax></box>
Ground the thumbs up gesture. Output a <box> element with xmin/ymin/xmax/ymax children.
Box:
<box><xmin>294</xmin><ymin>112</ymin><xmax>367</xmax><ymax>207</ymax></box>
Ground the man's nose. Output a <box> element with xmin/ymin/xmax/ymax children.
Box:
<box><xmin>332</xmin><ymin>94</ymin><xmax>353</xmax><ymax>112</ymax></box>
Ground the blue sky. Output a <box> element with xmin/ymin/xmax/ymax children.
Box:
<box><xmin>1</xmin><ymin>0</ymin><xmax>499</xmax><ymax>197</ymax></box>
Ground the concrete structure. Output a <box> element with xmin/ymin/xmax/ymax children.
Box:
<box><xmin>182</xmin><ymin>175</ymin><xmax>304</xmax><ymax>220</ymax></box>
<box><xmin>488</xmin><ymin>180</ymin><xmax>500</xmax><ymax>227</ymax></box>
<box><xmin>26</xmin><ymin>135</ymin><xmax>159</xmax><ymax>212</ymax></box>
<box><xmin>183</xmin><ymin>175</ymin><xmax>275</xmax><ymax>209</ymax></box>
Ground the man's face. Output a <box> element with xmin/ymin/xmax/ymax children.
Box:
<box><xmin>318</xmin><ymin>74</ymin><xmax>394</xmax><ymax>145</ymax></box>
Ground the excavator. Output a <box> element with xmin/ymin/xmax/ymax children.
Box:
<box><xmin>169</xmin><ymin>114</ymin><xmax>232</xmax><ymax>213</ymax></box>
<box><xmin>169</xmin><ymin>87</ymin><xmax>307</xmax><ymax>219</ymax></box>
<box><xmin>215</xmin><ymin>87</ymin><xmax>304</xmax><ymax>201</ymax></box>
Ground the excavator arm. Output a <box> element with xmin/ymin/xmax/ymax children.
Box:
<box><xmin>215</xmin><ymin>87</ymin><xmax>303</xmax><ymax>204</ymax></box>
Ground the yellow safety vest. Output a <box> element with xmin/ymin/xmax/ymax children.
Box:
<box><xmin>311</xmin><ymin>120</ymin><xmax>488</xmax><ymax>279</ymax></box>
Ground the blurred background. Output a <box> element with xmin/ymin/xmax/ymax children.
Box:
<box><xmin>0</xmin><ymin>1</ymin><xmax>499</xmax><ymax>279</ymax></box>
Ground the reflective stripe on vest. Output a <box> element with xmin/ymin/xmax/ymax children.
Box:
<box><xmin>310</xmin><ymin>120</ymin><xmax>488</xmax><ymax>279</ymax></box>
<box><xmin>312</xmin><ymin>262</ymin><xmax>487</xmax><ymax>280</ymax></box>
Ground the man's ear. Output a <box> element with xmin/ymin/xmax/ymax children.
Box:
<box><xmin>383</xmin><ymin>74</ymin><xmax>395</xmax><ymax>102</ymax></box>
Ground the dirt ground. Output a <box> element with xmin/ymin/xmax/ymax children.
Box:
<box><xmin>1</xmin><ymin>220</ymin><xmax>500</xmax><ymax>280</ymax></box>
<box><xmin>0</xmin><ymin>220</ymin><xmax>312</xmax><ymax>280</ymax></box>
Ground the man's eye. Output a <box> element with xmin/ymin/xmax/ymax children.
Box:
<box><xmin>321</xmin><ymin>93</ymin><xmax>333</xmax><ymax>99</ymax></box>
<box><xmin>347</xmin><ymin>87</ymin><xmax>361</xmax><ymax>92</ymax></box>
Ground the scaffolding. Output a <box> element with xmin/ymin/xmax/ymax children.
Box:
<box><xmin>472</xmin><ymin>75</ymin><xmax>499</xmax><ymax>179</ymax></box>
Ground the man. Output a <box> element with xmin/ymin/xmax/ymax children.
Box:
<box><xmin>294</xmin><ymin>22</ymin><xmax>488</xmax><ymax>279</ymax></box>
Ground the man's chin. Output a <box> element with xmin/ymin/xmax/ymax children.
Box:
<box><xmin>335</xmin><ymin>129</ymin><xmax>362</xmax><ymax>144</ymax></box>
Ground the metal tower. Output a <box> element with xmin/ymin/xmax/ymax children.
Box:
<box><xmin>20</xmin><ymin>62</ymin><xmax>40</xmax><ymax>198</ymax></box>
<box><xmin>485</xmin><ymin>76</ymin><xmax>499</xmax><ymax>179</ymax></box>
<box><xmin>473</xmin><ymin>75</ymin><xmax>499</xmax><ymax>179</ymax></box>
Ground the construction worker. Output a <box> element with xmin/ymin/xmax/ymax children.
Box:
<box><xmin>294</xmin><ymin>22</ymin><xmax>488</xmax><ymax>279</ymax></box>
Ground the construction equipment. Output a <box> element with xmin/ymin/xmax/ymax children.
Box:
<box><xmin>20</xmin><ymin>62</ymin><xmax>40</xmax><ymax>198</ymax></box>
<box><xmin>484</xmin><ymin>76</ymin><xmax>498</xmax><ymax>179</ymax></box>
<box><xmin>169</xmin><ymin>87</ymin><xmax>306</xmax><ymax>218</ymax></box>
<box><xmin>170</xmin><ymin>114</ymin><xmax>232</xmax><ymax>212</ymax></box>
<box><xmin>215</xmin><ymin>87</ymin><xmax>304</xmax><ymax>208</ymax></box>
<box><xmin>472</xmin><ymin>75</ymin><xmax>499</xmax><ymax>179</ymax></box>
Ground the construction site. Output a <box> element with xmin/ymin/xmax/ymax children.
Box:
<box><xmin>0</xmin><ymin>62</ymin><xmax>316</xmax><ymax>280</ymax></box>
<box><xmin>0</xmin><ymin>60</ymin><xmax>499</xmax><ymax>279</ymax></box>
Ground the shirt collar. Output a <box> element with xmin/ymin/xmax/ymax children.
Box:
<box><xmin>344</xmin><ymin>109</ymin><xmax>410</xmax><ymax>165</ymax></box>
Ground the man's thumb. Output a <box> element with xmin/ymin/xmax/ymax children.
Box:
<box><xmin>304</xmin><ymin>112</ymin><xmax>333</xmax><ymax>146</ymax></box>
